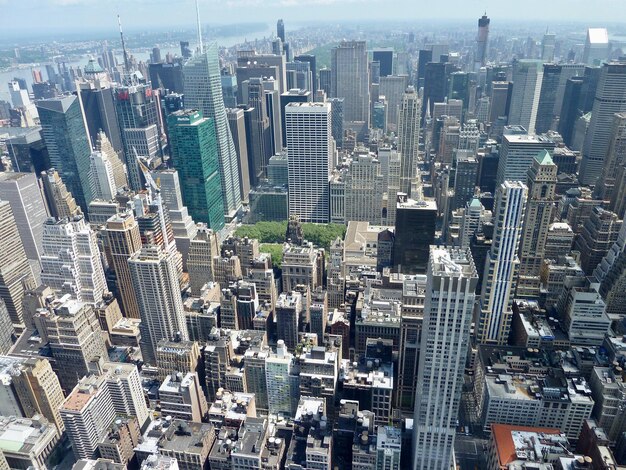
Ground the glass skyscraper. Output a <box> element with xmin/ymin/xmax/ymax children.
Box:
<box><xmin>183</xmin><ymin>43</ymin><xmax>242</xmax><ymax>220</ymax></box>
<box><xmin>36</xmin><ymin>95</ymin><xmax>92</xmax><ymax>213</ymax></box>
<box><xmin>167</xmin><ymin>110</ymin><xmax>225</xmax><ymax>231</ymax></box>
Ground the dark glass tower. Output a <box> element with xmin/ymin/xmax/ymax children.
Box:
<box><xmin>392</xmin><ymin>195</ymin><xmax>437</xmax><ymax>274</ymax></box>
<box><xmin>373</xmin><ymin>48</ymin><xmax>394</xmax><ymax>77</ymax></box>
<box><xmin>535</xmin><ymin>64</ymin><xmax>562</xmax><ymax>134</ymax></box>
<box><xmin>36</xmin><ymin>95</ymin><xmax>92</xmax><ymax>212</ymax></box>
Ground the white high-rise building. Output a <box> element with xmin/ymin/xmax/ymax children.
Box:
<box><xmin>507</xmin><ymin>60</ymin><xmax>544</xmax><ymax>134</ymax></box>
<box><xmin>265</xmin><ymin>340</ymin><xmax>299</xmax><ymax>417</ymax></box>
<box><xmin>40</xmin><ymin>216</ymin><xmax>107</xmax><ymax>304</ymax></box>
<box><xmin>0</xmin><ymin>172</ymin><xmax>48</xmax><ymax>277</ymax></box>
<box><xmin>477</xmin><ymin>181</ymin><xmax>528</xmax><ymax>345</ymax></box>
<box><xmin>129</xmin><ymin>245</ymin><xmax>188</xmax><ymax>364</ymax></box>
<box><xmin>89</xmin><ymin>150</ymin><xmax>116</xmax><ymax>201</ymax></box>
<box><xmin>331</xmin><ymin>41</ymin><xmax>370</xmax><ymax>136</ymax></box>
<box><xmin>412</xmin><ymin>246</ymin><xmax>478</xmax><ymax>470</ymax></box>
<box><xmin>286</xmin><ymin>102</ymin><xmax>333</xmax><ymax>223</ymax></box>
<box><xmin>459</xmin><ymin>197</ymin><xmax>491</xmax><ymax>248</ymax></box>
<box><xmin>583</xmin><ymin>28</ymin><xmax>609</xmax><ymax>65</ymax></box>
<box><xmin>183</xmin><ymin>43</ymin><xmax>241</xmax><ymax>219</ymax></box>
<box><xmin>60</xmin><ymin>374</ymin><xmax>116</xmax><ymax>460</ymax></box>
<box><xmin>397</xmin><ymin>86</ymin><xmax>421</xmax><ymax>195</ymax></box>
<box><xmin>101</xmin><ymin>362</ymin><xmax>151</xmax><ymax>429</ymax></box>
<box><xmin>344</xmin><ymin>150</ymin><xmax>384</xmax><ymax>224</ymax></box>
<box><xmin>496</xmin><ymin>132</ymin><xmax>555</xmax><ymax>186</ymax></box>
<box><xmin>580</xmin><ymin>61</ymin><xmax>626</xmax><ymax>185</ymax></box>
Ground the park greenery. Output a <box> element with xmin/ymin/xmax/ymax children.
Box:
<box><xmin>235</xmin><ymin>221</ymin><xmax>346</xmax><ymax>251</ymax></box>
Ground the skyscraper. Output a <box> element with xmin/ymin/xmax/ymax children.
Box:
<box><xmin>583</xmin><ymin>28</ymin><xmax>609</xmax><ymax>66</ymax></box>
<box><xmin>580</xmin><ymin>62</ymin><xmax>626</xmax><ymax>185</ymax></box>
<box><xmin>277</xmin><ymin>19</ymin><xmax>285</xmax><ymax>43</ymax></box>
<box><xmin>88</xmin><ymin>149</ymin><xmax>116</xmax><ymax>201</ymax></box>
<box><xmin>596</xmin><ymin>113</ymin><xmax>626</xmax><ymax>204</ymax></box>
<box><xmin>0</xmin><ymin>201</ymin><xmax>35</xmax><ymax>326</ymax></box>
<box><xmin>373</xmin><ymin>48</ymin><xmax>394</xmax><ymax>77</ymax></box>
<box><xmin>129</xmin><ymin>245</ymin><xmax>188</xmax><ymax>363</ymax></box>
<box><xmin>114</xmin><ymin>83</ymin><xmax>162</xmax><ymax>191</ymax></box>
<box><xmin>392</xmin><ymin>195</ymin><xmax>437</xmax><ymax>274</ymax></box>
<box><xmin>36</xmin><ymin>95</ymin><xmax>93</xmax><ymax>212</ymax></box>
<box><xmin>517</xmin><ymin>150</ymin><xmax>557</xmax><ymax>298</ymax></box>
<box><xmin>535</xmin><ymin>64</ymin><xmax>562</xmax><ymax>134</ymax></box>
<box><xmin>226</xmin><ymin>108</ymin><xmax>250</xmax><ymax>203</ymax></box>
<box><xmin>331</xmin><ymin>41</ymin><xmax>370</xmax><ymax>136</ymax></box>
<box><xmin>40</xmin><ymin>168</ymin><xmax>82</xmax><ymax>217</ymax></box>
<box><xmin>168</xmin><ymin>109</ymin><xmax>225</xmax><ymax>231</ymax></box>
<box><xmin>104</xmin><ymin>211</ymin><xmax>142</xmax><ymax>319</ymax></box>
<box><xmin>476</xmin><ymin>181</ymin><xmax>527</xmax><ymax>345</ymax></box>
<box><xmin>397</xmin><ymin>86</ymin><xmax>421</xmax><ymax>195</ymax></box>
<box><xmin>412</xmin><ymin>246</ymin><xmax>477</xmax><ymax>470</ymax></box>
<box><xmin>286</xmin><ymin>102</ymin><xmax>333</xmax><ymax>223</ymax></box>
<box><xmin>507</xmin><ymin>60</ymin><xmax>544</xmax><ymax>134</ymax></box>
<box><xmin>0</xmin><ymin>172</ymin><xmax>47</xmax><ymax>276</ymax></box>
<box><xmin>496</xmin><ymin>132</ymin><xmax>555</xmax><ymax>186</ymax></box>
<box><xmin>475</xmin><ymin>14</ymin><xmax>490</xmax><ymax>70</ymax></box>
<box><xmin>294</xmin><ymin>54</ymin><xmax>317</xmax><ymax>94</ymax></box>
<box><xmin>184</xmin><ymin>43</ymin><xmax>242</xmax><ymax>220</ymax></box>
<box><xmin>40</xmin><ymin>216</ymin><xmax>107</xmax><ymax>305</ymax></box>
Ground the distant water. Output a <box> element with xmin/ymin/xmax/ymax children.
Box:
<box><xmin>0</xmin><ymin>27</ymin><xmax>272</xmax><ymax>104</ymax></box>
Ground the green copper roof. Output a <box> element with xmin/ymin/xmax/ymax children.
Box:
<box><xmin>469</xmin><ymin>197</ymin><xmax>482</xmax><ymax>208</ymax></box>
<box><xmin>535</xmin><ymin>149</ymin><xmax>554</xmax><ymax>165</ymax></box>
<box><xmin>84</xmin><ymin>58</ymin><xmax>104</xmax><ymax>73</ymax></box>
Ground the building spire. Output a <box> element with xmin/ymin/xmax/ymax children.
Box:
<box><xmin>196</xmin><ymin>0</ymin><xmax>203</xmax><ymax>54</ymax></box>
<box><xmin>117</xmin><ymin>14</ymin><xmax>130</xmax><ymax>77</ymax></box>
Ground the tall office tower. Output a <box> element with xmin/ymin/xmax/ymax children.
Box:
<box><xmin>508</xmin><ymin>60</ymin><xmax>543</xmax><ymax>134</ymax></box>
<box><xmin>277</xmin><ymin>19</ymin><xmax>285</xmax><ymax>43</ymax></box>
<box><xmin>76</xmin><ymin>62</ymin><xmax>123</xmax><ymax>154</ymax></box>
<box><xmin>263</xmin><ymin>78</ymin><xmax>283</xmax><ymax>154</ymax></box>
<box><xmin>328</xmin><ymin>97</ymin><xmax>344</xmax><ymax>148</ymax></box>
<box><xmin>167</xmin><ymin>110</ymin><xmax>224</xmax><ymax>231</ymax></box>
<box><xmin>34</xmin><ymin>297</ymin><xmax>108</xmax><ymax>393</ymax></box>
<box><xmin>595</xmin><ymin>222</ymin><xmax>626</xmax><ymax>315</ymax></box>
<box><xmin>129</xmin><ymin>245</ymin><xmax>188</xmax><ymax>364</ymax></box>
<box><xmin>397</xmin><ymin>86</ymin><xmax>421</xmax><ymax>195</ymax></box>
<box><xmin>180</xmin><ymin>41</ymin><xmax>191</xmax><ymax>59</ymax></box>
<box><xmin>392</xmin><ymin>195</ymin><xmax>437</xmax><ymax>274</ymax></box>
<box><xmin>287</xmin><ymin>61</ymin><xmax>312</xmax><ymax>91</ymax></box>
<box><xmin>11</xmin><ymin>357</ymin><xmax>66</xmax><ymax>432</ymax></box>
<box><xmin>517</xmin><ymin>151</ymin><xmax>557</xmax><ymax>298</ymax></box>
<box><xmin>0</xmin><ymin>172</ymin><xmax>47</xmax><ymax>276</ymax></box>
<box><xmin>0</xmin><ymin>202</ymin><xmax>35</xmax><ymax>326</ymax></box>
<box><xmin>575</xmin><ymin>207</ymin><xmax>622</xmax><ymax>275</ymax></box>
<box><xmin>40</xmin><ymin>169</ymin><xmax>82</xmax><ymax>220</ymax></box>
<box><xmin>95</xmin><ymin>131</ymin><xmax>127</xmax><ymax>191</ymax></box>
<box><xmin>60</xmin><ymin>374</ymin><xmax>116</xmax><ymax>460</ymax></box>
<box><xmin>380</xmin><ymin>75</ymin><xmax>408</xmax><ymax>131</ymax></box>
<box><xmin>245</xmin><ymin>78</ymin><xmax>273</xmax><ymax>181</ymax></box>
<box><xmin>475</xmin><ymin>14</ymin><xmax>490</xmax><ymax>70</ymax></box>
<box><xmin>541</xmin><ymin>32</ymin><xmax>556</xmax><ymax>62</ymax></box>
<box><xmin>89</xmin><ymin>150</ymin><xmax>116</xmax><ymax>201</ymax></box>
<box><xmin>36</xmin><ymin>95</ymin><xmax>92</xmax><ymax>212</ymax></box>
<box><xmin>580</xmin><ymin>62</ymin><xmax>626</xmax><ymax>185</ymax></box>
<box><xmin>184</xmin><ymin>44</ymin><xmax>242</xmax><ymax>219</ymax></box>
<box><xmin>275</xmin><ymin>291</ymin><xmax>302</xmax><ymax>351</ymax></box>
<box><xmin>286</xmin><ymin>103</ymin><xmax>333</xmax><ymax>223</ymax></box>
<box><xmin>294</xmin><ymin>54</ymin><xmax>317</xmax><ymax>94</ymax></box>
<box><xmin>496</xmin><ymin>132</ymin><xmax>556</xmax><ymax>186</ymax></box>
<box><xmin>596</xmin><ymin>113</ymin><xmax>626</xmax><ymax>204</ymax></box>
<box><xmin>422</xmin><ymin>62</ymin><xmax>456</xmax><ymax>119</ymax></box>
<box><xmin>373</xmin><ymin>48</ymin><xmax>394</xmax><ymax>78</ymax></box>
<box><xmin>558</xmin><ymin>77</ymin><xmax>586</xmax><ymax>146</ymax></box>
<box><xmin>226</xmin><ymin>108</ymin><xmax>250</xmax><ymax>203</ymax></box>
<box><xmin>583</xmin><ymin>28</ymin><xmax>609</xmax><ymax>65</ymax></box>
<box><xmin>535</xmin><ymin>64</ymin><xmax>562</xmax><ymax>134</ymax></box>
<box><xmin>344</xmin><ymin>151</ymin><xmax>384</xmax><ymax>224</ymax></box>
<box><xmin>476</xmin><ymin>181</ymin><xmax>527</xmax><ymax>345</ymax></box>
<box><xmin>319</xmin><ymin>68</ymin><xmax>331</xmax><ymax>96</ymax></box>
<box><xmin>187</xmin><ymin>225</ymin><xmax>219</xmax><ymax>295</ymax></box>
<box><xmin>101</xmin><ymin>362</ymin><xmax>150</xmax><ymax>429</ymax></box>
<box><xmin>412</xmin><ymin>247</ymin><xmax>477</xmax><ymax>470</ymax></box>
<box><xmin>331</xmin><ymin>41</ymin><xmax>370</xmax><ymax>135</ymax></box>
<box><xmin>553</xmin><ymin>64</ymin><xmax>585</xmax><ymax>116</ymax></box>
<box><xmin>265</xmin><ymin>340</ymin><xmax>299</xmax><ymax>417</ymax></box>
<box><xmin>452</xmin><ymin>151</ymin><xmax>479</xmax><ymax>211</ymax></box>
<box><xmin>104</xmin><ymin>212</ymin><xmax>142</xmax><ymax>319</ymax></box>
<box><xmin>114</xmin><ymin>83</ymin><xmax>162</xmax><ymax>191</ymax></box>
<box><xmin>40</xmin><ymin>216</ymin><xmax>107</xmax><ymax>304</ymax></box>
<box><xmin>489</xmin><ymin>81</ymin><xmax>511</xmax><ymax>124</ymax></box>
<box><xmin>279</xmin><ymin>88</ymin><xmax>312</xmax><ymax>147</ymax></box>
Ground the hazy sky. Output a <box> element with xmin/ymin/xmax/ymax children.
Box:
<box><xmin>1</xmin><ymin>0</ymin><xmax>625</xmax><ymax>38</ymax></box>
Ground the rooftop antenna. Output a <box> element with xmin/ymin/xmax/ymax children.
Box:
<box><xmin>195</xmin><ymin>0</ymin><xmax>203</xmax><ymax>54</ymax></box>
<box><xmin>118</xmin><ymin>14</ymin><xmax>130</xmax><ymax>77</ymax></box>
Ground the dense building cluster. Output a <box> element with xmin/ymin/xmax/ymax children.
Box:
<box><xmin>1</xmin><ymin>10</ymin><xmax>626</xmax><ymax>470</ymax></box>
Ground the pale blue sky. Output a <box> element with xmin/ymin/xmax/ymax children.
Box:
<box><xmin>1</xmin><ymin>0</ymin><xmax>625</xmax><ymax>37</ymax></box>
